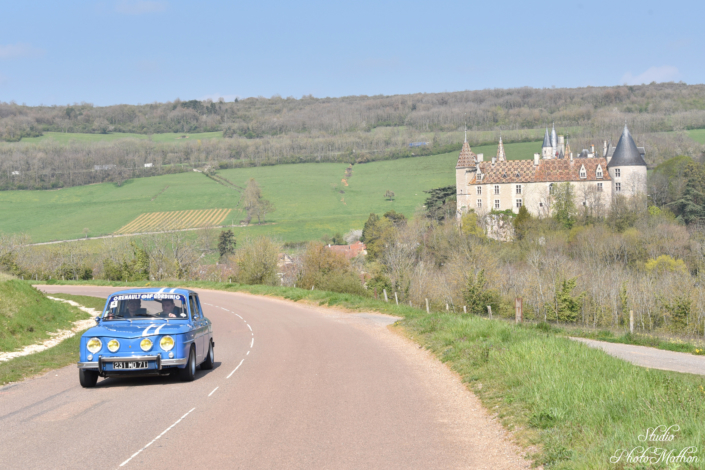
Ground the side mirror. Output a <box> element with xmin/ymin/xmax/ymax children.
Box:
<box><xmin>95</xmin><ymin>316</ymin><xmax>101</xmax><ymax>324</ymax></box>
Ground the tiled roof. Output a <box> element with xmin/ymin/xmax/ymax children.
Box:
<box><xmin>455</xmin><ymin>141</ymin><xmax>477</xmax><ymax>168</ymax></box>
<box><xmin>468</xmin><ymin>158</ymin><xmax>611</xmax><ymax>184</ymax></box>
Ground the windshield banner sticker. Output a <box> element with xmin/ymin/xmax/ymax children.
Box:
<box><xmin>110</xmin><ymin>293</ymin><xmax>185</xmax><ymax>302</ymax></box>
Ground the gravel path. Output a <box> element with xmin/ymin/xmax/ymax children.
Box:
<box><xmin>571</xmin><ymin>337</ymin><xmax>705</xmax><ymax>376</ymax></box>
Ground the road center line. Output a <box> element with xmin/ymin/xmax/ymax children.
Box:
<box><xmin>235</xmin><ymin>314</ymin><xmax>242</xmax><ymax>319</ymax></box>
<box><xmin>247</xmin><ymin>324</ymin><xmax>252</xmax><ymax>332</ymax></box>
<box><xmin>208</xmin><ymin>387</ymin><xmax>219</xmax><ymax>397</ymax></box>
<box><xmin>250</xmin><ymin>337</ymin><xmax>254</xmax><ymax>348</ymax></box>
<box><xmin>227</xmin><ymin>359</ymin><xmax>245</xmax><ymax>379</ymax></box>
<box><xmin>119</xmin><ymin>407</ymin><xmax>196</xmax><ymax>467</ymax></box>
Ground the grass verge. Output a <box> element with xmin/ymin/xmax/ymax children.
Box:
<box><xmin>30</xmin><ymin>279</ymin><xmax>705</xmax><ymax>468</ymax></box>
<box><xmin>45</xmin><ymin>293</ymin><xmax>107</xmax><ymax>312</ymax></box>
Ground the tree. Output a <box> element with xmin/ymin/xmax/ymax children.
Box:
<box><xmin>461</xmin><ymin>211</ymin><xmax>484</xmax><ymax>238</ymax></box>
<box><xmin>672</xmin><ymin>161</ymin><xmax>705</xmax><ymax>225</ymax></box>
<box><xmin>554</xmin><ymin>278</ymin><xmax>585</xmax><ymax>323</ymax></box>
<box><xmin>463</xmin><ymin>270</ymin><xmax>499</xmax><ymax>315</ymax></box>
<box><xmin>552</xmin><ymin>182</ymin><xmax>577</xmax><ymax>229</ymax></box>
<box><xmin>513</xmin><ymin>205</ymin><xmax>530</xmax><ymax>240</ymax></box>
<box><xmin>423</xmin><ymin>186</ymin><xmax>456</xmax><ymax>222</ymax></box>
<box><xmin>241</xmin><ymin>178</ymin><xmax>276</xmax><ymax>224</ymax></box>
<box><xmin>235</xmin><ymin>236</ymin><xmax>280</xmax><ymax>285</ymax></box>
<box><xmin>385</xmin><ymin>190</ymin><xmax>395</xmax><ymax>201</ymax></box>
<box><xmin>218</xmin><ymin>230</ymin><xmax>236</xmax><ymax>259</ymax></box>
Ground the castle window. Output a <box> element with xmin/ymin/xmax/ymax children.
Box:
<box><xmin>615</xmin><ymin>169</ymin><xmax>621</xmax><ymax>178</ymax></box>
<box><xmin>596</xmin><ymin>165</ymin><xmax>603</xmax><ymax>179</ymax></box>
<box><xmin>539</xmin><ymin>202</ymin><xmax>544</xmax><ymax>208</ymax></box>
<box><xmin>615</xmin><ymin>182</ymin><xmax>621</xmax><ymax>192</ymax></box>
<box><xmin>579</xmin><ymin>165</ymin><xmax>586</xmax><ymax>179</ymax></box>
<box><xmin>597</xmin><ymin>182</ymin><xmax>603</xmax><ymax>192</ymax></box>
<box><xmin>494</xmin><ymin>185</ymin><xmax>500</xmax><ymax>195</ymax></box>
<box><xmin>477</xmin><ymin>186</ymin><xmax>482</xmax><ymax>195</ymax></box>
<box><xmin>516</xmin><ymin>185</ymin><xmax>522</xmax><ymax>195</ymax></box>
<box><xmin>549</xmin><ymin>183</ymin><xmax>554</xmax><ymax>194</ymax></box>
<box><xmin>516</xmin><ymin>199</ymin><xmax>522</xmax><ymax>208</ymax></box>
<box><xmin>494</xmin><ymin>199</ymin><xmax>500</xmax><ymax>209</ymax></box>
<box><xmin>477</xmin><ymin>199</ymin><xmax>482</xmax><ymax>208</ymax></box>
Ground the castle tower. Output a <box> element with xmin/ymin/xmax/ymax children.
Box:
<box><xmin>541</xmin><ymin>127</ymin><xmax>553</xmax><ymax>159</ymax></box>
<box><xmin>607</xmin><ymin>123</ymin><xmax>647</xmax><ymax>197</ymax></box>
<box><xmin>496</xmin><ymin>134</ymin><xmax>507</xmax><ymax>162</ymax></box>
<box><xmin>455</xmin><ymin>135</ymin><xmax>478</xmax><ymax>217</ymax></box>
<box><xmin>551</xmin><ymin>123</ymin><xmax>557</xmax><ymax>155</ymax></box>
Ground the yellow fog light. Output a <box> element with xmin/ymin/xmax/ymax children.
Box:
<box><xmin>107</xmin><ymin>339</ymin><xmax>120</xmax><ymax>352</ymax></box>
<box><xmin>140</xmin><ymin>338</ymin><xmax>153</xmax><ymax>352</ymax></box>
<box><xmin>87</xmin><ymin>338</ymin><xmax>102</xmax><ymax>354</ymax></box>
<box><xmin>160</xmin><ymin>336</ymin><xmax>175</xmax><ymax>351</ymax></box>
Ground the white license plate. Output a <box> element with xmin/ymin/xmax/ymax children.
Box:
<box><xmin>113</xmin><ymin>361</ymin><xmax>148</xmax><ymax>370</ymax></box>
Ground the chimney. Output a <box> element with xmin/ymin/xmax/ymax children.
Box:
<box><xmin>558</xmin><ymin>135</ymin><xmax>565</xmax><ymax>154</ymax></box>
<box><xmin>603</xmin><ymin>140</ymin><xmax>607</xmax><ymax>158</ymax></box>
<box><xmin>590</xmin><ymin>144</ymin><xmax>595</xmax><ymax>155</ymax></box>
<box><xmin>569</xmin><ymin>151</ymin><xmax>573</xmax><ymax>162</ymax></box>
<box><xmin>491</xmin><ymin>156</ymin><xmax>496</xmax><ymax>165</ymax></box>
<box><xmin>477</xmin><ymin>153</ymin><xmax>484</xmax><ymax>162</ymax></box>
<box><xmin>534</xmin><ymin>153</ymin><xmax>540</xmax><ymax>166</ymax></box>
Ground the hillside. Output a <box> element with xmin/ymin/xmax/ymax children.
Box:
<box><xmin>0</xmin><ymin>140</ymin><xmax>537</xmax><ymax>243</ymax></box>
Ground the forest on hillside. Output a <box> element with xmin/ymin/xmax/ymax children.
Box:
<box><xmin>1</xmin><ymin>82</ymin><xmax>704</xmax><ymax>190</ymax></box>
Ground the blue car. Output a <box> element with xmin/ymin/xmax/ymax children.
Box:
<box><xmin>77</xmin><ymin>288</ymin><xmax>214</xmax><ymax>388</ymax></box>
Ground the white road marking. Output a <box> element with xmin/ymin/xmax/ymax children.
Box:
<box><xmin>247</xmin><ymin>350</ymin><xmax>250</xmax><ymax>355</ymax></box>
<box><xmin>208</xmin><ymin>387</ymin><xmax>219</xmax><ymax>397</ymax></box>
<box><xmin>227</xmin><ymin>359</ymin><xmax>244</xmax><ymax>379</ymax></box>
<box><xmin>119</xmin><ymin>407</ymin><xmax>195</xmax><ymax>467</ymax></box>
<box><xmin>247</xmin><ymin>324</ymin><xmax>252</xmax><ymax>332</ymax></box>
<box><xmin>235</xmin><ymin>314</ymin><xmax>242</xmax><ymax>319</ymax></box>
<box><xmin>250</xmin><ymin>338</ymin><xmax>254</xmax><ymax>348</ymax></box>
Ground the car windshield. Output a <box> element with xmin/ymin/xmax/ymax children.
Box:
<box><xmin>103</xmin><ymin>293</ymin><xmax>189</xmax><ymax>320</ymax></box>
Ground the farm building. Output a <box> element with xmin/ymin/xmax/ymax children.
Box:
<box><xmin>455</xmin><ymin>124</ymin><xmax>647</xmax><ymax>219</ymax></box>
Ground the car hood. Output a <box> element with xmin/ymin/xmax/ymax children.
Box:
<box><xmin>82</xmin><ymin>321</ymin><xmax>191</xmax><ymax>339</ymax></box>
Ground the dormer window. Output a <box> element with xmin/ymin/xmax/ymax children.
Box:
<box><xmin>579</xmin><ymin>165</ymin><xmax>587</xmax><ymax>179</ymax></box>
<box><xmin>596</xmin><ymin>164</ymin><xmax>603</xmax><ymax>179</ymax></box>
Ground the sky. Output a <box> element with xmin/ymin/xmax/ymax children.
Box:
<box><xmin>0</xmin><ymin>0</ymin><xmax>703</xmax><ymax>106</ymax></box>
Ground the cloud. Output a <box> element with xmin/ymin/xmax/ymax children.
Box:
<box><xmin>199</xmin><ymin>93</ymin><xmax>240</xmax><ymax>102</ymax></box>
<box><xmin>0</xmin><ymin>43</ymin><xmax>45</xmax><ymax>59</ymax></box>
<box><xmin>115</xmin><ymin>1</ymin><xmax>167</xmax><ymax>15</ymax></box>
<box><xmin>621</xmin><ymin>66</ymin><xmax>679</xmax><ymax>85</ymax></box>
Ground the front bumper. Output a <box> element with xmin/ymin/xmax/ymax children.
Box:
<box><xmin>77</xmin><ymin>355</ymin><xmax>188</xmax><ymax>371</ymax></box>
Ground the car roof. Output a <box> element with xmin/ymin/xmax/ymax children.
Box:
<box><xmin>108</xmin><ymin>287</ymin><xmax>196</xmax><ymax>297</ymax></box>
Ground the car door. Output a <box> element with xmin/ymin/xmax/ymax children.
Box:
<box><xmin>195</xmin><ymin>295</ymin><xmax>212</xmax><ymax>347</ymax></box>
<box><xmin>189</xmin><ymin>294</ymin><xmax>204</xmax><ymax>362</ymax></box>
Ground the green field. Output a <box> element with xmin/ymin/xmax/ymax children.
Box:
<box><xmin>19</xmin><ymin>131</ymin><xmax>223</xmax><ymax>144</ymax></box>
<box><xmin>0</xmin><ymin>141</ymin><xmax>541</xmax><ymax>243</ymax></box>
<box><xmin>687</xmin><ymin>128</ymin><xmax>705</xmax><ymax>144</ymax></box>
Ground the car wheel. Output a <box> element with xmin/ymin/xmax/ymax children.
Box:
<box><xmin>79</xmin><ymin>369</ymin><xmax>99</xmax><ymax>388</ymax></box>
<box><xmin>201</xmin><ymin>340</ymin><xmax>214</xmax><ymax>370</ymax></box>
<box><xmin>179</xmin><ymin>346</ymin><xmax>196</xmax><ymax>382</ymax></box>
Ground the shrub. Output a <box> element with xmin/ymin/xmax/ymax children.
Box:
<box><xmin>296</xmin><ymin>243</ymin><xmax>366</xmax><ymax>296</ymax></box>
<box><xmin>235</xmin><ymin>236</ymin><xmax>280</xmax><ymax>285</ymax></box>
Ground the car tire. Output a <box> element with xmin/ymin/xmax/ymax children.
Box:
<box><xmin>201</xmin><ymin>340</ymin><xmax>214</xmax><ymax>370</ymax></box>
<box><xmin>179</xmin><ymin>346</ymin><xmax>196</xmax><ymax>382</ymax></box>
<box><xmin>79</xmin><ymin>369</ymin><xmax>99</xmax><ymax>388</ymax></box>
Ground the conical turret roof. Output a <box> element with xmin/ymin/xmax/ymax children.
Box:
<box><xmin>542</xmin><ymin>128</ymin><xmax>551</xmax><ymax>148</ymax></box>
<box><xmin>456</xmin><ymin>141</ymin><xmax>477</xmax><ymax>168</ymax></box>
<box><xmin>608</xmin><ymin>124</ymin><xmax>647</xmax><ymax>168</ymax></box>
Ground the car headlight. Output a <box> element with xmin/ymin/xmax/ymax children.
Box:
<box><xmin>87</xmin><ymin>338</ymin><xmax>102</xmax><ymax>354</ymax></box>
<box><xmin>140</xmin><ymin>338</ymin><xmax>153</xmax><ymax>352</ymax></box>
<box><xmin>160</xmin><ymin>336</ymin><xmax>175</xmax><ymax>351</ymax></box>
<box><xmin>107</xmin><ymin>339</ymin><xmax>120</xmax><ymax>352</ymax></box>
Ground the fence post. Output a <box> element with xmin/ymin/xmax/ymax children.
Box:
<box><xmin>409</xmin><ymin>301</ymin><xmax>412</xmax><ymax>307</ymax></box>
<box><xmin>515</xmin><ymin>298</ymin><xmax>523</xmax><ymax>324</ymax></box>
<box><xmin>446</xmin><ymin>303</ymin><xmax>449</xmax><ymax>311</ymax></box>
<box><xmin>487</xmin><ymin>305</ymin><xmax>492</xmax><ymax>319</ymax></box>
<box><xmin>425</xmin><ymin>298</ymin><xmax>430</xmax><ymax>314</ymax></box>
<box><xmin>463</xmin><ymin>306</ymin><xmax>466</xmax><ymax>314</ymax></box>
<box><xmin>629</xmin><ymin>310</ymin><xmax>634</xmax><ymax>334</ymax></box>
<box><xmin>383</xmin><ymin>289</ymin><xmax>388</xmax><ymax>302</ymax></box>
<box><xmin>374</xmin><ymin>287</ymin><xmax>378</xmax><ymax>299</ymax></box>
<box><xmin>394</xmin><ymin>292</ymin><xmax>398</xmax><ymax>305</ymax></box>
<box><xmin>311</xmin><ymin>286</ymin><xmax>314</xmax><ymax>290</ymax></box>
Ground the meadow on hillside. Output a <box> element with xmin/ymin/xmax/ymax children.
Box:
<box><xmin>20</xmin><ymin>131</ymin><xmax>223</xmax><ymax>144</ymax></box>
<box><xmin>0</xmin><ymin>140</ymin><xmax>540</xmax><ymax>243</ymax></box>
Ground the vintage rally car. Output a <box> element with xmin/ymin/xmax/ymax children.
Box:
<box><xmin>77</xmin><ymin>288</ymin><xmax>214</xmax><ymax>388</ymax></box>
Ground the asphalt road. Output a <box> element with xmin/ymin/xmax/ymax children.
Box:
<box><xmin>0</xmin><ymin>286</ymin><xmax>528</xmax><ymax>470</ymax></box>
<box><xmin>571</xmin><ymin>337</ymin><xmax>705</xmax><ymax>376</ymax></box>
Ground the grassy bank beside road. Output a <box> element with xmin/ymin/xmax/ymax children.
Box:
<box><xmin>32</xmin><ymin>280</ymin><xmax>705</xmax><ymax>468</ymax></box>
